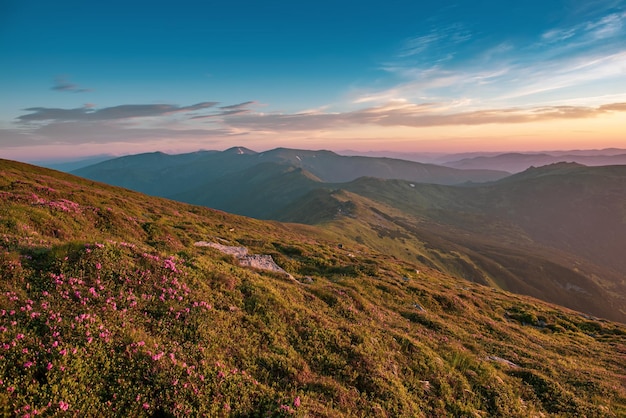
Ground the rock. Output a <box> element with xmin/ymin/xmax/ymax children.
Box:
<box><xmin>196</xmin><ymin>241</ymin><xmax>295</xmax><ymax>280</ymax></box>
<box><xmin>486</xmin><ymin>356</ymin><xmax>519</xmax><ymax>368</ymax></box>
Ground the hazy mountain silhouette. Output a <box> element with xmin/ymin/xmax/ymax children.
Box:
<box><xmin>442</xmin><ymin>152</ymin><xmax>626</xmax><ymax>173</ymax></box>
<box><xmin>73</xmin><ymin>147</ymin><xmax>509</xmax><ymax>198</ymax></box>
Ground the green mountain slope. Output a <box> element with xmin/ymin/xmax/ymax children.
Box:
<box><xmin>171</xmin><ymin>162</ymin><xmax>323</xmax><ymax>219</ymax></box>
<box><xmin>272</xmin><ymin>164</ymin><xmax>626</xmax><ymax>323</ymax></box>
<box><xmin>2</xmin><ymin>159</ymin><xmax>625</xmax><ymax>417</ymax></box>
<box><xmin>256</xmin><ymin>148</ymin><xmax>509</xmax><ymax>183</ymax></box>
<box><xmin>279</xmin><ymin>186</ymin><xmax>626</xmax><ymax>322</ymax></box>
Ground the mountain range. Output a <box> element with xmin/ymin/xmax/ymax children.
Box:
<box><xmin>338</xmin><ymin>148</ymin><xmax>626</xmax><ymax>172</ymax></box>
<box><xmin>73</xmin><ymin>148</ymin><xmax>626</xmax><ymax>323</ymax></box>
<box><xmin>441</xmin><ymin>152</ymin><xmax>626</xmax><ymax>173</ymax></box>
<box><xmin>1</xmin><ymin>158</ymin><xmax>625</xmax><ymax>416</ymax></box>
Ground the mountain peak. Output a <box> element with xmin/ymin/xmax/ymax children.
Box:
<box><xmin>498</xmin><ymin>161</ymin><xmax>589</xmax><ymax>183</ymax></box>
<box><xmin>527</xmin><ymin>161</ymin><xmax>587</xmax><ymax>170</ymax></box>
<box><xmin>223</xmin><ymin>146</ymin><xmax>257</xmax><ymax>155</ymax></box>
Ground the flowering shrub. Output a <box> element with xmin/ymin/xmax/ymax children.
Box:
<box><xmin>0</xmin><ymin>243</ymin><xmax>292</xmax><ymax>416</ymax></box>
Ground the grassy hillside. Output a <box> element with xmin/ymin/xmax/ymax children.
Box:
<box><xmin>273</xmin><ymin>164</ymin><xmax>626</xmax><ymax>323</ymax></box>
<box><xmin>172</xmin><ymin>162</ymin><xmax>323</xmax><ymax>219</ymax></box>
<box><xmin>1</xmin><ymin>159</ymin><xmax>625</xmax><ymax>417</ymax></box>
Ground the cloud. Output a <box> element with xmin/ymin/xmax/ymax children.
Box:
<box><xmin>399</xmin><ymin>24</ymin><xmax>471</xmax><ymax>59</ymax></box>
<box><xmin>222</xmin><ymin>101</ymin><xmax>626</xmax><ymax>131</ymax></box>
<box><xmin>219</xmin><ymin>101</ymin><xmax>256</xmax><ymax>110</ymax></box>
<box><xmin>494</xmin><ymin>51</ymin><xmax>626</xmax><ymax>102</ymax></box>
<box><xmin>586</xmin><ymin>11</ymin><xmax>626</xmax><ymax>40</ymax></box>
<box><xmin>599</xmin><ymin>102</ymin><xmax>626</xmax><ymax>111</ymax></box>
<box><xmin>539</xmin><ymin>10</ymin><xmax>626</xmax><ymax>48</ymax></box>
<box><xmin>5</xmin><ymin>86</ymin><xmax>625</xmax><ymax>152</ymax></box>
<box><xmin>51</xmin><ymin>77</ymin><xmax>92</xmax><ymax>93</ymax></box>
<box><xmin>17</xmin><ymin>102</ymin><xmax>219</xmax><ymax>122</ymax></box>
<box><xmin>359</xmin><ymin>7</ymin><xmax>626</xmax><ymax>114</ymax></box>
<box><xmin>2</xmin><ymin>100</ymin><xmax>247</xmax><ymax>150</ymax></box>
<box><xmin>0</xmin><ymin>121</ymin><xmax>237</xmax><ymax>148</ymax></box>
<box><xmin>541</xmin><ymin>28</ymin><xmax>577</xmax><ymax>43</ymax></box>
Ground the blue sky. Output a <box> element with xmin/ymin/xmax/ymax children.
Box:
<box><xmin>1</xmin><ymin>0</ymin><xmax>625</xmax><ymax>160</ymax></box>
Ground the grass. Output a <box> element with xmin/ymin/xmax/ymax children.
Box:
<box><xmin>1</xmin><ymin>159</ymin><xmax>625</xmax><ymax>417</ymax></box>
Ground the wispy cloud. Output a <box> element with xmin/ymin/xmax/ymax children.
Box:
<box><xmin>18</xmin><ymin>102</ymin><xmax>219</xmax><ymax>122</ymax></box>
<box><xmin>354</xmin><ymin>7</ymin><xmax>626</xmax><ymax>115</ymax></box>
<box><xmin>3</xmin><ymin>100</ymin><xmax>248</xmax><ymax>149</ymax></box>
<box><xmin>8</xmin><ymin>94</ymin><xmax>626</xmax><ymax>150</ymax></box>
<box><xmin>399</xmin><ymin>23</ymin><xmax>471</xmax><ymax>59</ymax></box>
<box><xmin>539</xmin><ymin>10</ymin><xmax>626</xmax><ymax>47</ymax></box>
<box><xmin>221</xmin><ymin>101</ymin><xmax>626</xmax><ymax>132</ymax></box>
<box><xmin>586</xmin><ymin>11</ymin><xmax>626</xmax><ymax>39</ymax></box>
<box><xmin>0</xmin><ymin>121</ymin><xmax>237</xmax><ymax>148</ymax></box>
<box><xmin>219</xmin><ymin>101</ymin><xmax>256</xmax><ymax>110</ymax></box>
<box><xmin>51</xmin><ymin>76</ymin><xmax>92</xmax><ymax>93</ymax></box>
<box><xmin>3</xmin><ymin>98</ymin><xmax>625</xmax><ymax>152</ymax></box>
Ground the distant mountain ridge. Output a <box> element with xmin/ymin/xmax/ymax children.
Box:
<box><xmin>442</xmin><ymin>152</ymin><xmax>626</xmax><ymax>173</ymax></box>
<box><xmin>73</xmin><ymin>146</ymin><xmax>509</xmax><ymax>198</ymax></box>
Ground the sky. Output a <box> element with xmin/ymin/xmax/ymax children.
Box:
<box><xmin>1</xmin><ymin>0</ymin><xmax>625</xmax><ymax>161</ymax></box>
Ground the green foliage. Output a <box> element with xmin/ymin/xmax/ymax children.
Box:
<box><xmin>1</xmin><ymin>159</ymin><xmax>625</xmax><ymax>417</ymax></box>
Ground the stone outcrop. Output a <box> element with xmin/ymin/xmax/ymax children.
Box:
<box><xmin>194</xmin><ymin>241</ymin><xmax>293</xmax><ymax>279</ymax></box>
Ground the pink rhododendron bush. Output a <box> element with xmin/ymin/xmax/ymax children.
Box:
<box><xmin>0</xmin><ymin>242</ymin><xmax>301</xmax><ymax>416</ymax></box>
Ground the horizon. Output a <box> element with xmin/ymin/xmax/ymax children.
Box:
<box><xmin>1</xmin><ymin>0</ymin><xmax>625</xmax><ymax>161</ymax></box>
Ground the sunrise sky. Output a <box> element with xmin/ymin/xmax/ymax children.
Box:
<box><xmin>1</xmin><ymin>0</ymin><xmax>625</xmax><ymax>161</ymax></box>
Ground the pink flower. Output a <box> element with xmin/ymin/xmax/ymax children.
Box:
<box><xmin>46</xmin><ymin>362</ymin><xmax>53</xmax><ymax>370</ymax></box>
<box><xmin>23</xmin><ymin>361</ymin><xmax>34</xmax><ymax>368</ymax></box>
<box><xmin>142</xmin><ymin>403</ymin><xmax>150</xmax><ymax>410</ymax></box>
<box><xmin>294</xmin><ymin>396</ymin><xmax>301</xmax><ymax>407</ymax></box>
<box><xmin>279</xmin><ymin>404</ymin><xmax>293</xmax><ymax>413</ymax></box>
<box><xmin>59</xmin><ymin>401</ymin><xmax>69</xmax><ymax>411</ymax></box>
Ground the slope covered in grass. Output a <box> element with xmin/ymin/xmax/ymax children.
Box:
<box><xmin>1</xmin><ymin>159</ymin><xmax>625</xmax><ymax>417</ymax></box>
<box><xmin>275</xmin><ymin>164</ymin><xmax>626</xmax><ymax>322</ymax></box>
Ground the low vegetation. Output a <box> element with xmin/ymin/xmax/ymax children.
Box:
<box><xmin>1</xmin><ymin>159</ymin><xmax>625</xmax><ymax>417</ymax></box>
